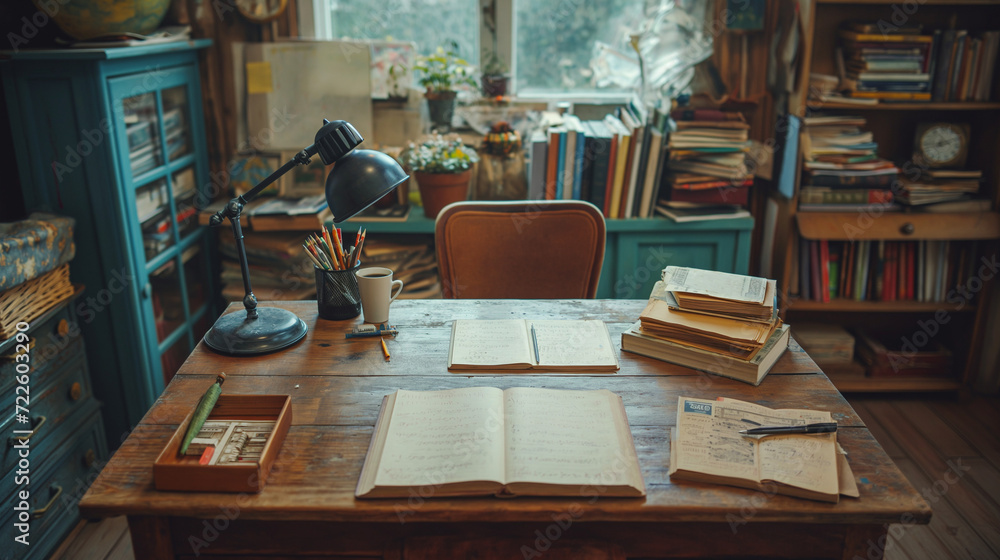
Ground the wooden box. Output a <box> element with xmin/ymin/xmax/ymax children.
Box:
<box><xmin>855</xmin><ymin>330</ymin><xmax>952</xmax><ymax>378</ymax></box>
<box><xmin>154</xmin><ymin>394</ymin><xmax>291</xmax><ymax>493</ymax></box>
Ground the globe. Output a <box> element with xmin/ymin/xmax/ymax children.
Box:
<box><xmin>36</xmin><ymin>0</ymin><xmax>171</xmax><ymax>40</ymax></box>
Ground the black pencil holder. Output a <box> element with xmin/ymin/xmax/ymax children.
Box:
<box><xmin>315</xmin><ymin>263</ymin><xmax>362</xmax><ymax>320</ymax></box>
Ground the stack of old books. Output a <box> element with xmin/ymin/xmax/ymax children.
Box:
<box><xmin>655</xmin><ymin>109</ymin><xmax>754</xmax><ymax>222</ymax></box>
<box><xmin>799</xmin><ymin>115</ymin><xmax>900</xmax><ymax>212</ymax></box>
<box><xmin>621</xmin><ymin>266</ymin><xmax>790</xmax><ymax>385</ymax></box>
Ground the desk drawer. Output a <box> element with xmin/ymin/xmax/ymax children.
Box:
<box><xmin>0</xmin><ymin>412</ymin><xmax>105</xmax><ymax>560</ymax></box>
<box><xmin>0</xmin><ymin>356</ymin><xmax>94</xmax><ymax>479</ymax></box>
<box><xmin>1</xmin><ymin>308</ymin><xmax>82</xmax><ymax>398</ymax></box>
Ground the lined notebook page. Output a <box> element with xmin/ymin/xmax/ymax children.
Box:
<box><xmin>503</xmin><ymin>388</ymin><xmax>639</xmax><ymax>488</ymax></box>
<box><xmin>529</xmin><ymin>320</ymin><xmax>618</xmax><ymax>367</ymax></box>
<box><xmin>374</xmin><ymin>387</ymin><xmax>506</xmax><ymax>487</ymax></box>
<box><xmin>450</xmin><ymin>320</ymin><xmax>534</xmax><ymax>367</ymax></box>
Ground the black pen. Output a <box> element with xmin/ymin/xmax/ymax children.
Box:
<box><xmin>739</xmin><ymin>422</ymin><xmax>838</xmax><ymax>435</ymax></box>
<box><xmin>530</xmin><ymin>324</ymin><xmax>540</xmax><ymax>363</ymax></box>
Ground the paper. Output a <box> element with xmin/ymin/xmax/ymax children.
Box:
<box><xmin>528</xmin><ymin>320</ymin><xmax>618</xmax><ymax>368</ymax></box>
<box><xmin>449</xmin><ymin>320</ymin><xmax>534</xmax><ymax>368</ymax></box>
<box><xmin>662</xmin><ymin>266</ymin><xmax>767</xmax><ymax>304</ymax></box>
<box><xmin>245</xmin><ymin>61</ymin><xmax>273</xmax><ymax>94</ymax></box>
<box><xmin>504</xmin><ymin>388</ymin><xmax>640</xmax><ymax>490</ymax></box>
<box><xmin>670</xmin><ymin>396</ymin><xmax>841</xmax><ymax>501</ymax></box>
<box><xmin>374</xmin><ymin>388</ymin><xmax>506</xmax><ymax>487</ymax></box>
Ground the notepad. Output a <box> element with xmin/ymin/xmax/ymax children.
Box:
<box><xmin>356</xmin><ymin>387</ymin><xmax>645</xmax><ymax>498</ymax></box>
<box><xmin>447</xmin><ymin>319</ymin><xmax>619</xmax><ymax>372</ymax></box>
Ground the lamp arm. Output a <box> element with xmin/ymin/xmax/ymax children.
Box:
<box><xmin>208</xmin><ymin>146</ymin><xmax>317</xmax><ymax>321</ymax></box>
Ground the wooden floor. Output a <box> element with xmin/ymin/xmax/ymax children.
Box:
<box><xmin>51</xmin><ymin>395</ymin><xmax>1000</xmax><ymax>560</ymax></box>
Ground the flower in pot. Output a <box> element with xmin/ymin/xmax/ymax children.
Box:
<box><xmin>414</xmin><ymin>44</ymin><xmax>477</xmax><ymax>130</ymax></box>
<box><xmin>403</xmin><ymin>135</ymin><xmax>479</xmax><ymax>218</ymax></box>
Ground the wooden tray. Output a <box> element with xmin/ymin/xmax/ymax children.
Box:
<box><xmin>0</xmin><ymin>264</ymin><xmax>75</xmax><ymax>338</ymax></box>
<box><xmin>153</xmin><ymin>394</ymin><xmax>292</xmax><ymax>493</ymax></box>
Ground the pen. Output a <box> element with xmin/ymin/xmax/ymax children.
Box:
<box><xmin>739</xmin><ymin>422</ymin><xmax>838</xmax><ymax>435</ymax></box>
<box><xmin>380</xmin><ymin>336</ymin><xmax>390</xmax><ymax>361</ymax></box>
<box><xmin>530</xmin><ymin>324</ymin><xmax>540</xmax><ymax>363</ymax></box>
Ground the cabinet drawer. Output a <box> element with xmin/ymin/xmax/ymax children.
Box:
<box><xmin>1</xmin><ymin>306</ymin><xmax>82</xmax><ymax>396</ymax></box>
<box><xmin>797</xmin><ymin>212</ymin><xmax>1000</xmax><ymax>241</ymax></box>
<box><xmin>1</xmin><ymin>358</ymin><xmax>95</xmax><ymax>478</ymax></box>
<box><xmin>0</xmin><ymin>413</ymin><xmax>105</xmax><ymax>560</ymax></box>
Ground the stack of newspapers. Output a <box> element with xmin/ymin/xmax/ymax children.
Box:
<box><xmin>622</xmin><ymin>266</ymin><xmax>791</xmax><ymax>385</ymax></box>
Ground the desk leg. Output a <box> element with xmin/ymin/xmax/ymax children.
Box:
<box><xmin>128</xmin><ymin>515</ymin><xmax>175</xmax><ymax>560</ymax></box>
<box><xmin>842</xmin><ymin>524</ymin><xmax>888</xmax><ymax>560</ymax></box>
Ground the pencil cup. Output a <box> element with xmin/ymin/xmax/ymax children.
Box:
<box><xmin>356</xmin><ymin>267</ymin><xmax>404</xmax><ymax>324</ymax></box>
<box><xmin>315</xmin><ymin>263</ymin><xmax>362</xmax><ymax>320</ymax></box>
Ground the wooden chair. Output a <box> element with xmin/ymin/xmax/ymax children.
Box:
<box><xmin>434</xmin><ymin>200</ymin><xmax>606</xmax><ymax>298</ymax></box>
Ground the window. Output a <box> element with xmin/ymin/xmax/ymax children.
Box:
<box><xmin>322</xmin><ymin>0</ymin><xmax>479</xmax><ymax>61</ymax></box>
<box><xmin>513</xmin><ymin>0</ymin><xmax>645</xmax><ymax>95</ymax></box>
<box><xmin>310</xmin><ymin>0</ymin><xmax>710</xmax><ymax>99</ymax></box>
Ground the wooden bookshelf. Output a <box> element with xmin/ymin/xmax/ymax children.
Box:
<box><xmin>775</xmin><ymin>0</ymin><xmax>1000</xmax><ymax>392</ymax></box>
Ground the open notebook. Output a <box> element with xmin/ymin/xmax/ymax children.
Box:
<box><xmin>447</xmin><ymin>319</ymin><xmax>619</xmax><ymax>372</ymax></box>
<box><xmin>356</xmin><ymin>387</ymin><xmax>645</xmax><ymax>498</ymax></box>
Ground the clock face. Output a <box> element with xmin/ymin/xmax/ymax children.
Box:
<box><xmin>920</xmin><ymin>125</ymin><xmax>962</xmax><ymax>165</ymax></box>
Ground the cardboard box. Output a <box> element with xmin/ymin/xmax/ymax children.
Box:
<box><xmin>154</xmin><ymin>395</ymin><xmax>291</xmax><ymax>493</ymax></box>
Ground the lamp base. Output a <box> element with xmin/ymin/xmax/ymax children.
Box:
<box><xmin>203</xmin><ymin>307</ymin><xmax>308</xmax><ymax>356</ymax></box>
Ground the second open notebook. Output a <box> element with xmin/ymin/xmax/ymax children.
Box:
<box><xmin>448</xmin><ymin>319</ymin><xmax>620</xmax><ymax>372</ymax></box>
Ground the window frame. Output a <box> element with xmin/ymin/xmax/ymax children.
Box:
<box><xmin>303</xmin><ymin>0</ymin><xmax>633</xmax><ymax>103</ymax></box>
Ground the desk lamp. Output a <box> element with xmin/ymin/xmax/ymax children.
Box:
<box><xmin>203</xmin><ymin>120</ymin><xmax>409</xmax><ymax>355</ymax></box>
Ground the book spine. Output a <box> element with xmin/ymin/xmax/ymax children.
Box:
<box><xmin>799</xmin><ymin>189</ymin><xmax>893</xmax><ymax>204</ymax></box>
<box><xmin>528</xmin><ymin>136</ymin><xmax>548</xmax><ymax>200</ymax></box>
<box><xmin>667</xmin><ymin>185</ymin><xmax>749</xmax><ymax>205</ymax></box>
<box><xmin>603</xmin><ymin>134</ymin><xmax>618</xmax><ymax>218</ymax></box>
<box><xmin>810</xmin><ymin>240</ymin><xmax>822</xmax><ymax>302</ymax></box>
<box><xmin>579</xmin><ymin>126</ymin><xmax>596</xmax><ymax>203</ymax></box>
<box><xmin>573</xmin><ymin>126</ymin><xmax>586</xmax><ymax>200</ymax></box>
<box><xmin>556</xmin><ymin>130</ymin><xmax>568</xmax><ymax>200</ymax></box>
<box><xmin>807</xmin><ymin>174</ymin><xmax>896</xmax><ymax>188</ymax></box>
<box><xmin>800</xmin><ymin>236</ymin><xmax>811</xmax><ymax>301</ymax></box>
<box><xmin>820</xmin><ymin>240</ymin><xmax>831</xmax><ymax>303</ymax></box>
<box><xmin>546</xmin><ymin>130</ymin><xmax>560</xmax><ymax>200</ymax></box>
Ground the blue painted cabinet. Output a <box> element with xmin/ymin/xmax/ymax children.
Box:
<box><xmin>1</xmin><ymin>42</ymin><xmax>219</xmax><ymax>449</ymax></box>
<box><xmin>352</xmin><ymin>214</ymin><xmax>753</xmax><ymax>299</ymax></box>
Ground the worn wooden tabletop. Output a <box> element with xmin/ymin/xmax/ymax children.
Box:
<box><xmin>79</xmin><ymin>300</ymin><xmax>931</xmax><ymax>526</ymax></box>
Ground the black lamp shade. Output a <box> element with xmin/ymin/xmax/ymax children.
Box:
<box><xmin>326</xmin><ymin>149</ymin><xmax>409</xmax><ymax>222</ymax></box>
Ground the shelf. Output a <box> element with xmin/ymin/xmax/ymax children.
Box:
<box><xmin>787</xmin><ymin>298</ymin><xmax>976</xmax><ymax>313</ymax></box>
<box><xmin>814</xmin><ymin>102</ymin><xmax>1000</xmax><ymax>111</ymax></box>
<box><xmin>796</xmin><ymin>212</ymin><xmax>1000</xmax><ymax>241</ymax></box>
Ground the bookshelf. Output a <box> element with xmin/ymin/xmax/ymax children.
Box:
<box><xmin>777</xmin><ymin>0</ymin><xmax>1000</xmax><ymax>392</ymax></box>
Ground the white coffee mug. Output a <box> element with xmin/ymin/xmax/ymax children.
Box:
<box><xmin>356</xmin><ymin>267</ymin><xmax>404</xmax><ymax>324</ymax></box>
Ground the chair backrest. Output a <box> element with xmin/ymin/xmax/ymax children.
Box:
<box><xmin>434</xmin><ymin>200</ymin><xmax>606</xmax><ymax>299</ymax></box>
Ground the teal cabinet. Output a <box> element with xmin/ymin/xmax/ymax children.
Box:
<box><xmin>1</xmin><ymin>42</ymin><xmax>219</xmax><ymax>449</ymax></box>
<box><xmin>351</xmin><ymin>213</ymin><xmax>753</xmax><ymax>299</ymax></box>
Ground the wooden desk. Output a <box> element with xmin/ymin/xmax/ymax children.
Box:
<box><xmin>79</xmin><ymin>300</ymin><xmax>930</xmax><ymax>559</ymax></box>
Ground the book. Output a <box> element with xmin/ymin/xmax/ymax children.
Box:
<box><xmin>355</xmin><ymin>387</ymin><xmax>646</xmax><ymax>498</ymax></box>
<box><xmin>585</xmin><ymin>120</ymin><xmax>613</xmax><ymax>212</ymax></box>
<box><xmin>545</xmin><ymin>126</ymin><xmax>561</xmax><ymax>199</ymax></box>
<box><xmin>637</xmin><ymin>128</ymin><xmax>663</xmax><ymax>218</ymax></box>
<box><xmin>661</xmin><ymin>266</ymin><xmax>777</xmax><ymax>322</ymax></box>
<box><xmin>640</xmin><ymin>280</ymin><xmax>778</xmax><ymax>360</ymax></box>
<box><xmin>622</xmin><ymin>322</ymin><xmax>789</xmax><ymax>386</ymax></box>
<box><xmin>527</xmin><ymin>130</ymin><xmax>548</xmax><ymax>200</ymax></box>
<box><xmin>605</xmin><ymin>115</ymin><xmax>631</xmax><ymax>218</ymax></box>
<box><xmin>655</xmin><ymin>203</ymin><xmax>750</xmax><ymax>223</ymax></box>
<box><xmin>669</xmin><ymin>396</ymin><xmax>859</xmax><ymax>503</ymax></box>
<box><xmin>447</xmin><ymin>319</ymin><xmax>619</xmax><ymax>372</ymax></box>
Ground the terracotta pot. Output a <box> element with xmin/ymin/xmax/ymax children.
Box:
<box><xmin>414</xmin><ymin>169</ymin><xmax>471</xmax><ymax>218</ymax></box>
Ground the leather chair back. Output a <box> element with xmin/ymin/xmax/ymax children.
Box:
<box><xmin>434</xmin><ymin>200</ymin><xmax>606</xmax><ymax>298</ymax></box>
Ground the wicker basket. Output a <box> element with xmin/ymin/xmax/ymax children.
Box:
<box><xmin>0</xmin><ymin>264</ymin><xmax>75</xmax><ymax>339</ymax></box>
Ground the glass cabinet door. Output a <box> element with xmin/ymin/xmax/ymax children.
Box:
<box><xmin>110</xmin><ymin>66</ymin><xmax>216</xmax><ymax>392</ymax></box>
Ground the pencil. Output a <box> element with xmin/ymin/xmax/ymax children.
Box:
<box><xmin>353</xmin><ymin>229</ymin><xmax>367</xmax><ymax>267</ymax></box>
<box><xmin>302</xmin><ymin>244</ymin><xmax>327</xmax><ymax>270</ymax></box>
<box><xmin>329</xmin><ymin>225</ymin><xmax>347</xmax><ymax>269</ymax></box>
<box><xmin>380</xmin><ymin>336</ymin><xmax>390</xmax><ymax>361</ymax></box>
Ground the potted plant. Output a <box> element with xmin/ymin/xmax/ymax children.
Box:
<box><xmin>403</xmin><ymin>135</ymin><xmax>479</xmax><ymax>218</ymax></box>
<box><xmin>414</xmin><ymin>44</ymin><xmax>476</xmax><ymax>130</ymax></box>
<box><xmin>481</xmin><ymin>51</ymin><xmax>509</xmax><ymax>97</ymax></box>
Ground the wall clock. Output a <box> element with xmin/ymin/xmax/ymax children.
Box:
<box><xmin>913</xmin><ymin>122</ymin><xmax>969</xmax><ymax>168</ymax></box>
